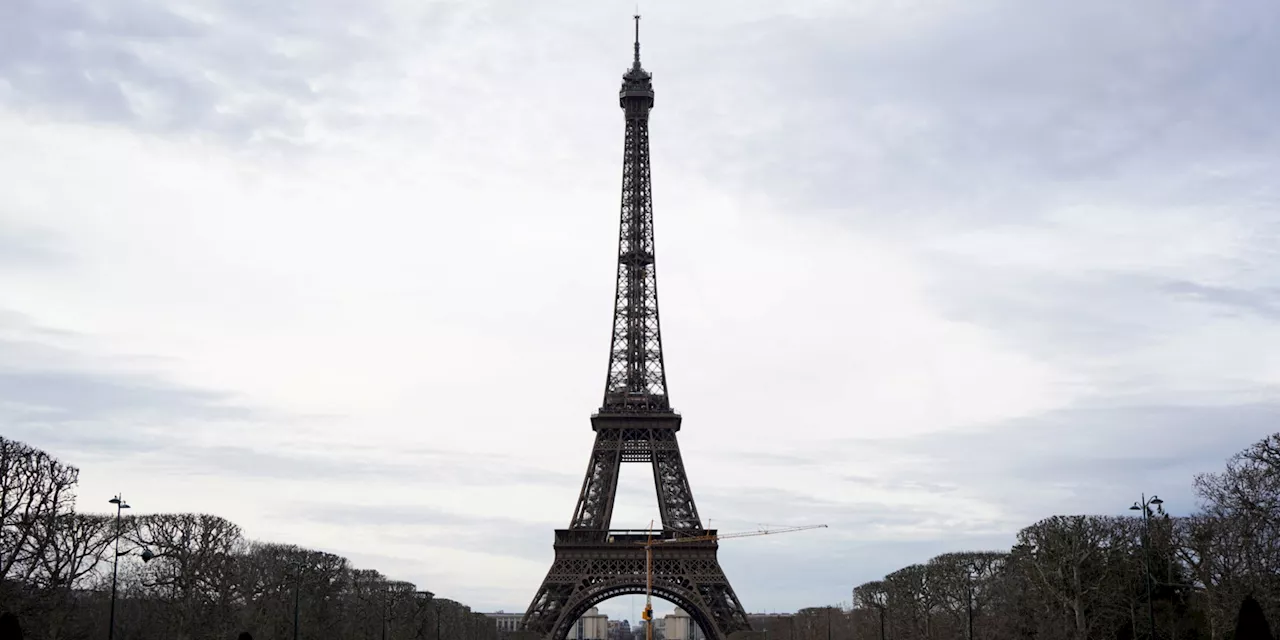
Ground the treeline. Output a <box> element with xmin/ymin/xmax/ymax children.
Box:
<box><xmin>0</xmin><ymin>436</ymin><xmax>499</xmax><ymax>640</ymax></box>
<box><xmin>840</xmin><ymin>432</ymin><xmax>1279</xmax><ymax>640</ymax></box>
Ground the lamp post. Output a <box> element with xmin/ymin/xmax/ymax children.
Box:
<box><xmin>414</xmin><ymin>591</ymin><xmax>434</xmax><ymax>640</ymax></box>
<box><xmin>293</xmin><ymin>563</ymin><xmax>302</xmax><ymax>640</ymax></box>
<box><xmin>425</xmin><ymin>592</ymin><xmax>440</xmax><ymax>640</ymax></box>
<box><xmin>382</xmin><ymin>585</ymin><xmax>395</xmax><ymax>640</ymax></box>
<box><xmin>966</xmin><ymin>567</ymin><xmax>974</xmax><ymax>640</ymax></box>
<box><xmin>1130</xmin><ymin>494</ymin><xmax>1165</xmax><ymax>640</ymax></box>
<box><xmin>107</xmin><ymin>494</ymin><xmax>131</xmax><ymax>640</ymax></box>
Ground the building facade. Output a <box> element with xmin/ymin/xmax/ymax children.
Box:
<box><xmin>483</xmin><ymin>611</ymin><xmax>525</xmax><ymax>634</ymax></box>
<box><xmin>566</xmin><ymin>607</ymin><xmax>609</xmax><ymax>640</ymax></box>
<box><xmin>484</xmin><ymin>609</ymin><xmax>608</xmax><ymax>640</ymax></box>
<box><xmin>608</xmin><ymin>619</ymin><xmax>632</xmax><ymax>640</ymax></box>
<box><xmin>661</xmin><ymin>608</ymin><xmax>704</xmax><ymax>640</ymax></box>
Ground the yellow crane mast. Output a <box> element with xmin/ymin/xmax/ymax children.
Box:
<box><xmin>636</xmin><ymin>524</ymin><xmax>829</xmax><ymax>640</ymax></box>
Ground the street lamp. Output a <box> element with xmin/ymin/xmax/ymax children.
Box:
<box><xmin>382</xmin><ymin>585</ymin><xmax>396</xmax><ymax>640</ymax></box>
<box><xmin>107</xmin><ymin>495</ymin><xmax>131</xmax><ymax>640</ymax></box>
<box><xmin>415</xmin><ymin>591</ymin><xmax>435</xmax><ymax>640</ymax></box>
<box><xmin>292</xmin><ymin>562</ymin><xmax>303</xmax><ymax>640</ymax></box>
<box><xmin>965</xmin><ymin>567</ymin><xmax>975</xmax><ymax>640</ymax></box>
<box><xmin>420</xmin><ymin>590</ymin><xmax>441</xmax><ymax>640</ymax></box>
<box><xmin>1130</xmin><ymin>494</ymin><xmax>1165</xmax><ymax>640</ymax></box>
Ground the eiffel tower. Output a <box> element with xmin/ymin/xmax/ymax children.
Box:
<box><xmin>518</xmin><ymin>17</ymin><xmax>757</xmax><ymax>640</ymax></box>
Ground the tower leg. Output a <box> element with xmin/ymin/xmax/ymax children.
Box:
<box><xmin>649</xmin><ymin>429</ymin><xmax>701</xmax><ymax>530</ymax></box>
<box><xmin>569</xmin><ymin>430</ymin><xmax>623</xmax><ymax>530</ymax></box>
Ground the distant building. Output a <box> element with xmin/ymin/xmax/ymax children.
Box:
<box><xmin>482</xmin><ymin>611</ymin><xmax>525</xmax><ymax>635</ymax></box>
<box><xmin>609</xmin><ymin>619</ymin><xmax>632</xmax><ymax>640</ymax></box>
<box><xmin>661</xmin><ymin>608</ymin><xmax>704</xmax><ymax>640</ymax></box>
<box><xmin>651</xmin><ymin>618</ymin><xmax>666</xmax><ymax>638</ymax></box>
<box><xmin>747</xmin><ymin>613</ymin><xmax>795</xmax><ymax>639</ymax></box>
<box><xmin>567</xmin><ymin>607</ymin><xmax>609</xmax><ymax>640</ymax></box>
<box><xmin>633</xmin><ymin>618</ymin><xmax>667</xmax><ymax>640</ymax></box>
<box><xmin>483</xmin><ymin>608</ymin><xmax>608</xmax><ymax>639</ymax></box>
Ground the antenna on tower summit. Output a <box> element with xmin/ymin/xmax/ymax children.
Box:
<box><xmin>633</xmin><ymin>13</ymin><xmax>641</xmax><ymax>66</ymax></box>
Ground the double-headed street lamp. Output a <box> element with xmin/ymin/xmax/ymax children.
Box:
<box><xmin>108</xmin><ymin>495</ymin><xmax>131</xmax><ymax>640</ymax></box>
<box><xmin>106</xmin><ymin>495</ymin><xmax>163</xmax><ymax>640</ymax></box>
<box><xmin>1130</xmin><ymin>494</ymin><xmax>1165</xmax><ymax>640</ymax></box>
<box><xmin>419</xmin><ymin>591</ymin><xmax>441</xmax><ymax>640</ymax></box>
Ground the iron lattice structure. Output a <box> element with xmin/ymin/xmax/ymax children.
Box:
<box><xmin>521</xmin><ymin>19</ymin><xmax>752</xmax><ymax>640</ymax></box>
<box><xmin>603</xmin><ymin>15</ymin><xmax>667</xmax><ymax>416</ymax></box>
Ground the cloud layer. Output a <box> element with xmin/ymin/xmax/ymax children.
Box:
<box><xmin>3</xmin><ymin>0</ymin><xmax>1278</xmax><ymax>622</ymax></box>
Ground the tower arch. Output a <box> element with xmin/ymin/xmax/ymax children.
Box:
<box><xmin>551</xmin><ymin>582</ymin><xmax>717</xmax><ymax>640</ymax></box>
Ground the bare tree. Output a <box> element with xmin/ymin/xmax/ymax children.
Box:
<box><xmin>1014</xmin><ymin>515</ymin><xmax>1138</xmax><ymax>640</ymax></box>
<box><xmin>126</xmin><ymin>513</ymin><xmax>246</xmax><ymax>639</ymax></box>
<box><xmin>853</xmin><ymin>581</ymin><xmax>888</xmax><ymax>640</ymax></box>
<box><xmin>0</xmin><ymin>436</ymin><xmax>495</xmax><ymax>640</ymax></box>
<box><xmin>845</xmin><ymin>433</ymin><xmax>1280</xmax><ymax>640</ymax></box>
<box><xmin>0</xmin><ymin>438</ymin><xmax>79</xmax><ymax>584</ymax></box>
<box><xmin>1196</xmin><ymin>433</ymin><xmax>1280</xmax><ymax>530</ymax></box>
<box><xmin>1194</xmin><ymin>432</ymin><xmax>1280</xmax><ymax>628</ymax></box>
<box><xmin>925</xmin><ymin>551</ymin><xmax>1007</xmax><ymax>640</ymax></box>
<box><xmin>24</xmin><ymin>513</ymin><xmax>113</xmax><ymax>590</ymax></box>
<box><xmin>883</xmin><ymin>564</ymin><xmax>938</xmax><ymax>640</ymax></box>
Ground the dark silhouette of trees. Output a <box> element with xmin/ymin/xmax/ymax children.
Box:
<box><xmin>7</xmin><ymin>426</ymin><xmax>1278</xmax><ymax>640</ymax></box>
<box><xmin>846</xmin><ymin>431</ymin><xmax>1280</xmax><ymax>640</ymax></box>
<box><xmin>0</xmin><ymin>436</ymin><xmax>497</xmax><ymax>640</ymax></box>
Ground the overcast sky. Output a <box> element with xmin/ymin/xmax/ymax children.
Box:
<box><xmin>2</xmin><ymin>0</ymin><xmax>1278</xmax><ymax>624</ymax></box>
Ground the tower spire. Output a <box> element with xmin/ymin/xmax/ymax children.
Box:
<box><xmin>633</xmin><ymin>14</ymin><xmax>641</xmax><ymax>68</ymax></box>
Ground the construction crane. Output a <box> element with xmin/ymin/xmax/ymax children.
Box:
<box><xmin>635</xmin><ymin>523</ymin><xmax>829</xmax><ymax>640</ymax></box>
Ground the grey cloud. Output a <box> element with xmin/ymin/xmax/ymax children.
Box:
<box><xmin>0</xmin><ymin>223</ymin><xmax>68</xmax><ymax>268</ymax></box>
<box><xmin>291</xmin><ymin>502</ymin><xmax>557</xmax><ymax>565</ymax></box>
<box><xmin>0</xmin><ymin>311</ymin><xmax>578</xmax><ymax>493</ymax></box>
<box><xmin>696</xmin><ymin>487</ymin><xmax>953</xmax><ymax>536</ymax></box>
<box><xmin>0</xmin><ymin>360</ymin><xmax>258</xmax><ymax>469</ymax></box>
<box><xmin>0</xmin><ymin>0</ymin><xmax>410</xmax><ymax>140</ymax></box>
<box><xmin>154</xmin><ymin>443</ymin><xmax>578</xmax><ymax>488</ymax></box>
<box><xmin>0</xmin><ymin>369</ymin><xmax>248</xmax><ymax>423</ymax></box>
<box><xmin>830</xmin><ymin>400</ymin><xmax>1280</xmax><ymax>520</ymax></box>
<box><xmin>838</xmin><ymin>475</ymin><xmax>961</xmax><ymax>496</ymax></box>
<box><xmin>706</xmin><ymin>451</ymin><xmax>817</xmax><ymax>467</ymax></box>
<box><xmin>703</xmin><ymin>398</ymin><xmax>1278</xmax><ymax>533</ymax></box>
<box><xmin>660</xmin><ymin>0</ymin><xmax>1279</xmax><ymax>226</ymax></box>
<box><xmin>916</xmin><ymin>249</ymin><xmax>1280</xmax><ymax>379</ymax></box>
<box><xmin>557</xmin><ymin>468</ymin><xmax>945</xmax><ymax>535</ymax></box>
<box><xmin>1159</xmin><ymin>280</ymin><xmax>1280</xmax><ymax>320</ymax></box>
<box><xmin>0</xmin><ymin>312</ymin><xmax>257</xmax><ymax>461</ymax></box>
<box><xmin>919</xmin><ymin>263</ymin><xmax>1200</xmax><ymax>358</ymax></box>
